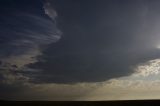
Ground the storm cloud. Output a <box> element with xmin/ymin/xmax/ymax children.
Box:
<box><xmin>27</xmin><ymin>0</ymin><xmax>160</xmax><ymax>83</ymax></box>
<box><xmin>2</xmin><ymin>0</ymin><xmax>160</xmax><ymax>101</ymax></box>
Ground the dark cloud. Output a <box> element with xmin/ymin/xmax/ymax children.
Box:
<box><xmin>25</xmin><ymin>0</ymin><xmax>160</xmax><ymax>83</ymax></box>
<box><xmin>0</xmin><ymin>61</ymin><xmax>2</xmax><ymax>66</ymax></box>
<box><xmin>2</xmin><ymin>0</ymin><xmax>160</xmax><ymax>101</ymax></box>
<box><xmin>1</xmin><ymin>0</ymin><xmax>160</xmax><ymax>84</ymax></box>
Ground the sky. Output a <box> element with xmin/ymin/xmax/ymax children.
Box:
<box><xmin>1</xmin><ymin>0</ymin><xmax>160</xmax><ymax>100</ymax></box>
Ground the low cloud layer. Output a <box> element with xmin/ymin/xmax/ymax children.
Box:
<box><xmin>1</xmin><ymin>58</ymin><xmax>160</xmax><ymax>100</ymax></box>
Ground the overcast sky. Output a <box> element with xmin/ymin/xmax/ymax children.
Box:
<box><xmin>1</xmin><ymin>0</ymin><xmax>160</xmax><ymax>100</ymax></box>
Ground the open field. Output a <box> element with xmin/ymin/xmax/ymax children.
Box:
<box><xmin>1</xmin><ymin>100</ymin><xmax>160</xmax><ymax>106</ymax></box>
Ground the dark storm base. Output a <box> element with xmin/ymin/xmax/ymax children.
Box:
<box><xmin>1</xmin><ymin>100</ymin><xmax>160</xmax><ymax>106</ymax></box>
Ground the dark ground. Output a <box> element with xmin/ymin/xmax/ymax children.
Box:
<box><xmin>1</xmin><ymin>100</ymin><xmax>160</xmax><ymax>106</ymax></box>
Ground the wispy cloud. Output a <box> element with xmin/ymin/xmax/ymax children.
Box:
<box><xmin>0</xmin><ymin>2</ymin><xmax>62</xmax><ymax>86</ymax></box>
<box><xmin>0</xmin><ymin>13</ymin><xmax>61</xmax><ymax>64</ymax></box>
<box><xmin>44</xmin><ymin>1</ymin><xmax>57</xmax><ymax>20</ymax></box>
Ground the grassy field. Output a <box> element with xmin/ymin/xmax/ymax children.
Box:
<box><xmin>1</xmin><ymin>100</ymin><xmax>160</xmax><ymax>106</ymax></box>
